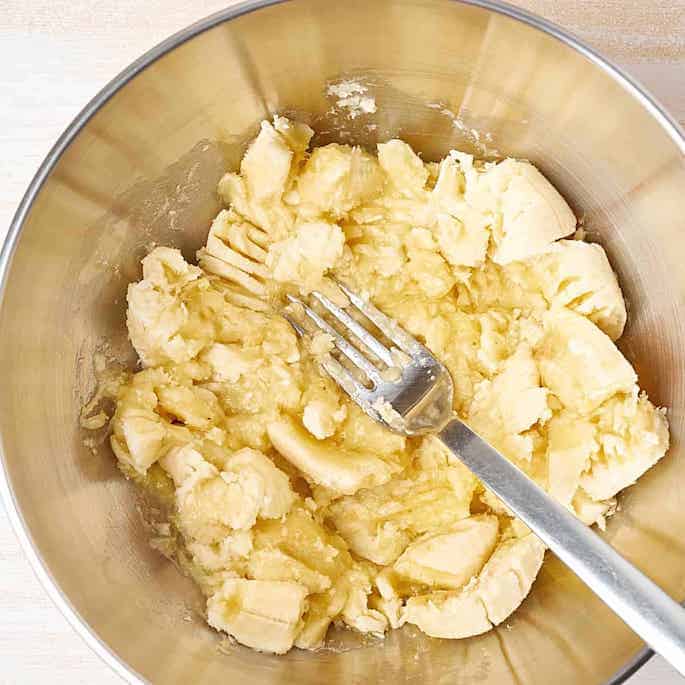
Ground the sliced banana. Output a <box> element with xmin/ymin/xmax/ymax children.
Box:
<box><xmin>266</xmin><ymin>221</ymin><xmax>345</xmax><ymax>294</ymax></box>
<box><xmin>340</xmin><ymin>564</ymin><xmax>388</xmax><ymax>636</ymax></box>
<box><xmin>329</xmin><ymin>462</ymin><xmax>475</xmax><ymax>564</ymax></box>
<box><xmin>207</xmin><ymin>578</ymin><xmax>308</xmax><ymax>654</ymax></box>
<box><xmin>477</xmin><ymin>159</ymin><xmax>576</xmax><ymax>264</ymax></box>
<box><xmin>403</xmin><ymin>533</ymin><xmax>545</xmax><ymax>638</ymax></box>
<box><xmin>377</xmin><ymin>140</ymin><xmax>428</xmax><ymax>196</ymax></box>
<box><xmin>580</xmin><ymin>393</ymin><xmax>669</xmax><ymax>500</ymax></box>
<box><xmin>160</xmin><ymin>445</ymin><xmax>295</xmax><ymax>542</ymax></box>
<box><xmin>297</xmin><ymin>144</ymin><xmax>384</xmax><ymax>216</ymax></box>
<box><xmin>536</xmin><ymin>307</ymin><xmax>637</xmax><ymax>413</ymax></box>
<box><xmin>547</xmin><ymin>412</ymin><xmax>597</xmax><ymax>505</ymax></box>
<box><xmin>267</xmin><ymin>417</ymin><xmax>397</xmax><ymax>496</ymax></box>
<box><xmin>110</xmin><ymin>372</ymin><xmax>169</xmax><ymax>474</ymax></box>
<box><xmin>126</xmin><ymin>247</ymin><xmax>205</xmax><ymax>367</ymax></box>
<box><xmin>247</xmin><ymin>548</ymin><xmax>331</xmax><ymax>594</ymax></box>
<box><xmin>534</xmin><ymin>240</ymin><xmax>627</xmax><ymax>340</ymax></box>
<box><xmin>393</xmin><ymin>515</ymin><xmax>499</xmax><ymax>590</ymax></box>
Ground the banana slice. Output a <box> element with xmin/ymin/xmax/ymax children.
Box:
<box><xmin>161</xmin><ymin>445</ymin><xmax>295</xmax><ymax>542</ymax></box>
<box><xmin>340</xmin><ymin>564</ymin><xmax>388</xmax><ymax>636</ymax></box>
<box><xmin>580</xmin><ymin>393</ymin><xmax>669</xmax><ymax>500</ymax></box>
<box><xmin>469</xmin><ymin>345</ymin><xmax>549</xmax><ymax>436</ymax></box>
<box><xmin>328</xmin><ymin>463</ymin><xmax>474</xmax><ymax>565</ymax></box>
<box><xmin>266</xmin><ymin>221</ymin><xmax>345</xmax><ymax>294</ymax></box>
<box><xmin>536</xmin><ymin>307</ymin><xmax>637</xmax><ymax>413</ymax></box>
<box><xmin>294</xmin><ymin>589</ymin><xmax>347</xmax><ymax>650</ymax></box>
<box><xmin>267</xmin><ymin>417</ymin><xmax>397</xmax><ymax>496</ymax></box>
<box><xmin>297</xmin><ymin>144</ymin><xmax>384</xmax><ymax>216</ymax></box>
<box><xmin>155</xmin><ymin>384</ymin><xmax>223</xmax><ymax>430</ymax></box>
<box><xmin>241</xmin><ymin>121</ymin><xmax>294</xmax><ymax>203</ymax></box>
<box><xmin>110</xmin><ymin>372</ymin><xmax>169</xmax><ymax>474</ymax></box>
<box><xmin>207</xmin><ymin>578</ymin><xmax>308</xmax><ymax>654</ymax></box>
<box><xmin>476</xmin><ymin>159</ymin><xmax>576</xmax><ymax>264</ymax></box>
<box><xmin>247</xmin><ymin>548</ymin><xmax>332</xmax><ymax>594</ymax></box>
<box><xmin>197</xmin><ymin>209</ymin><xmax>270</xmax><ymax>295</ymax></box>
<box><xmin>547</xmin><ymin>413</ymin><xmax>597</xmax><ymax>505</ymax></box>
<box><xmin>200</xmin><ymin>342</ymin><xmax>262</xmax><ymax>384</ymax></box>
<box><xmin>126</xmin><ymin>247</ymin><xmax>206</xmax><ymax>367</ymax></box>
<box><xmin>534</xmin><ymin>240</ymin><xmax>627</xmax><ymax>340</ymax></box>
<box><xmin>403</xmin><ymin>533</ymin><xmax>545</xmax><ymax>638</ymax></box>
<box><xmin>393</xmin><ymin>515</ymin><xmax>499</xmax><ymax>590</ymax></box>
<box><xmin>377</xmin><ymin>140</ymin><xmax>429</xmax><ymax>197</ymax></box>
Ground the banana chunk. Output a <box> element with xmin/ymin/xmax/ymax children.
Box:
<box><xmin>394</xmin><ymin>515</ymin><xmax>499</xmax><ymax>590</ymax></box>
<box><xmin>377</xmin><ymin>140</ymin><xmax>428</xmax><ymax>196</ymax></box>
<box><xmin>534</xmin><ymin>240</ymin><xmax>627</xmax><ymax>340</ymax></box>
<box><xmin>580</xmin><ymin>393</ymin><xmax>669</xmax><ymax>500</ymax></box>
<box><xmin>126</xmin><ymin>247</ymin><xmax>205</xmax><ymax>367</ymax></box>
<box><xmin>267</xmin><ymin>417</ymin><xmax>397</xmax><ymax>496</ymax></box>
<box><xmin>110</xmin><ymin>370</ymin><xmax>170</xmax><ymax>475</ymax></box>
<box><xmin>297</xmin><ymin>144</ymin><xmax>384</xmax><ymax>216</ymax></box>
<box><xmin>547</xmin><ymin>413</ymin><xmax>597</xmax><ymax>505</ymax></box>
<box><xmin>266</xmin><ymin>221</ymin><xmax>345</xmax><ymax>294</ymax></box>
<box><xmin>161</xmin><ymin>445</ymin><xmax>295</xmax><ymax>542</ymax></box>
<box><xmin>477</xmin><ymin>159</ymin><xmax>576</xmax><ymax>264</ymax></box>
<box><xmin>403</xmin><ymin>533</ymin><xmax>545</xmax><ymax>638</ymax></box>
<box><xmin>328</xmin><ymin>463</ymin><xmax>475</xmax><ymax>565</ymax></box>
<box><xmin>536</xmin><ymin>307</ymin><xmax>636</xmax><ymax>413</ymax></box>
<box><xmin>207</xmin><ymin>578</ymin><xmax>308</xmax><ymax>654</ymax></box>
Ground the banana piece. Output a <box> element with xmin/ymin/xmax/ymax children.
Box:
<box><xmin>200</xmin><ymin>342</ymin><xmax>262</xmax><ymax>384</ymax></box>
<box><xmin>340</xmin><ymin>564</ymin><xmax>388</xmax><ymax>636</ymax></box>
<box><xmin>297</xmin><ymin>144</ymin><xmax>384</xmax><ymax>216</ymax></box>
<box><xmin>469</xmin><ymin>345</ymin><xmax>549</xmax><ymax>436</ymax></box>
<box><xmin>403</xmin><ymin>533</ymin><xmax>545</xmax><ymax>638</ymax></box>
<box><xmin>476</xmin><ymin>159</ymin><xmax>576</xmax><ymax>264</ymax></box>
<box><xmin>197</xmin><ymin>209</ymin><xmax>269</xmax><ymax>295</ymax></box>
<box><xmin>533</xmin><ymin>240</ymin><xmax>627</xmax><ymax>340</ymax></box>
<box><xmin>207</xmin><ymin>578</ymin><xmax>308</xmax><ymax>654</ymax></box>
<box><xmin>155</xmin><ymin>384</ymin><xmax>223</xmax><ymax>430</ymax></box>
<box><xmin>126</xmin><ymin>247</ymin><xmax>206</xmax><ymax>367</ymax></box>
<box><xmin>377</xmin><ymin>140</ymin><xmax>429</xmax><ymax>196</ymax></box>
<box><xmin>240</xmin><ymin>121</ymin><xmax>294</xmax><ymax>203</ymax></box>
<box><xmin>160</xmin><ymin>445</ymin><xmax>295</xmax><ymax>542</ymax></box>
<box><xmin>580</xmin><ymin>393</ymin><xmax>669</xmax><ymax>500</ymax></box>
<box><xmin>110</xmin><ymin>370</ymin><xmax>170</xmax><ymax>474</ymax></box>
<box><xmin>266</xmin><ymin>221</ymin><xmax>345</xmax><ymax>294</ymax></box>
<box><xmin>267</xmin><ymin>417</ymin><xmax>397</xmax><ymax>496</ymax></box>
<box><xmin>546</xmin><ymin>413</ymin><xmax>597</xmax><ymax>505</ymax></box>
<box><xmin>393</xmin><ymin>515</ymin><xmax>499</xmax><ymax>590</ymax></box>
<box><xmin>247</xmin><ymin>548</ymin><xmax>331</xmax><ymax>594</ymax></box>
<box><xmin>536</xmin><ymin>307</ymin><xmax>637</xmax><ymax>413</ymax></box>
<box><xmin>302</xmin><ymin>398</ymin><xmax>347</xmax><ymax>440</ymax></box>
<box><xmin>328</xmin><ymin>463</ymin><xmax>475</xmax><ymax>564</ymax></box>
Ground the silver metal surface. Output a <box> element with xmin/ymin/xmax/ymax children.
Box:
<box><xmin>289</xmin><ymin>287</ymin><xmax>454</xmax><ymax>433</ymax></box>
<box><xmin>1</xmin><ymin>0</ymin><xmax>684</xmax><ymax>684</ymax></box>
<box><xmin>439</xmin><ymin>421</ymin><xmax>685</xmax><ymax>677</ymax></box>
<box><xmin>295</xmin><ymin>283</ymin><xmax>685</xmax><ymax>676</ymax></box>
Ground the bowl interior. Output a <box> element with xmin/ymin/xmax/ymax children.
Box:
<box><xmin>2</xmin><ymin>1</ymin><xmax>685</xmax><ymax>683</ymax></box>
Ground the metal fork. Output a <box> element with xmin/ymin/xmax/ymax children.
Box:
<box><xmin>286</xmin><ymin>283</ymin><xmax>685</xmax><ymax>676</ymax></box>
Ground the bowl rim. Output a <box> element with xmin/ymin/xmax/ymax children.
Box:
<box><xmin>1</xmin><ymin>1</ymin><xmax>683</xmax><ymax>683</ymax></box>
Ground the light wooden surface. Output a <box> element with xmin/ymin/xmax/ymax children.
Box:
<box><xmin>0</xmin><ymin>1</ymin><xmax>683</xmax><ymax>683</ymax></box>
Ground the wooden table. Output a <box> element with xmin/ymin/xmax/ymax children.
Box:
<box><xmin>0</xmin><ymin>1</ymin><xmax>683</xmax><ymax>682</ymax></box>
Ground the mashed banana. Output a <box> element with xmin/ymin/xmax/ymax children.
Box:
<box><xmin>106</xmin><ymin>117</ymin><xmax>668</xmax><ymax>654</ymax></box>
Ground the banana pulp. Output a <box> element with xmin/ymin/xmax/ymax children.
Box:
<box><xmin>103</xmin><ymin>117</ymin><xmax>669</xmax><ymax>654</ymax></box>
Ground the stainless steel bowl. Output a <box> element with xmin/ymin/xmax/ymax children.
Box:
<box><xmin>2</xmin><ymin>1</ymin><xmax>684</xmax><ymax>683</ymax></box>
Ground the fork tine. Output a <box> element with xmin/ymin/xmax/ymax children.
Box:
<box><xmin>286</xmin><ymin>295</ymin><xmax>382</xmax><ymax>383</ymax></box>
<box><xmin>310</xmin><ymin>291</ymin><xmax>394</xmax><ymax>365</ymax></box>
<box><xmin>320</xmin><ymin>355</ymin><xmax>385</xmax><ymax>423</ymax></box>
<box><xmin>282</xmin><ymin>312</ymin><xmax>306</xmax><ymax>337</ymax></box>
<box><xmin>336</xmin><ymin>282</ymin><xmax>421</xmax><ymax>354</ymax></box>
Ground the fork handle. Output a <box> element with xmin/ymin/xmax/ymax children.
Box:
<box><xmin>439</xmin><ymin>417</ymin><xmax>685</xmax><ymax>676</ymax></box>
